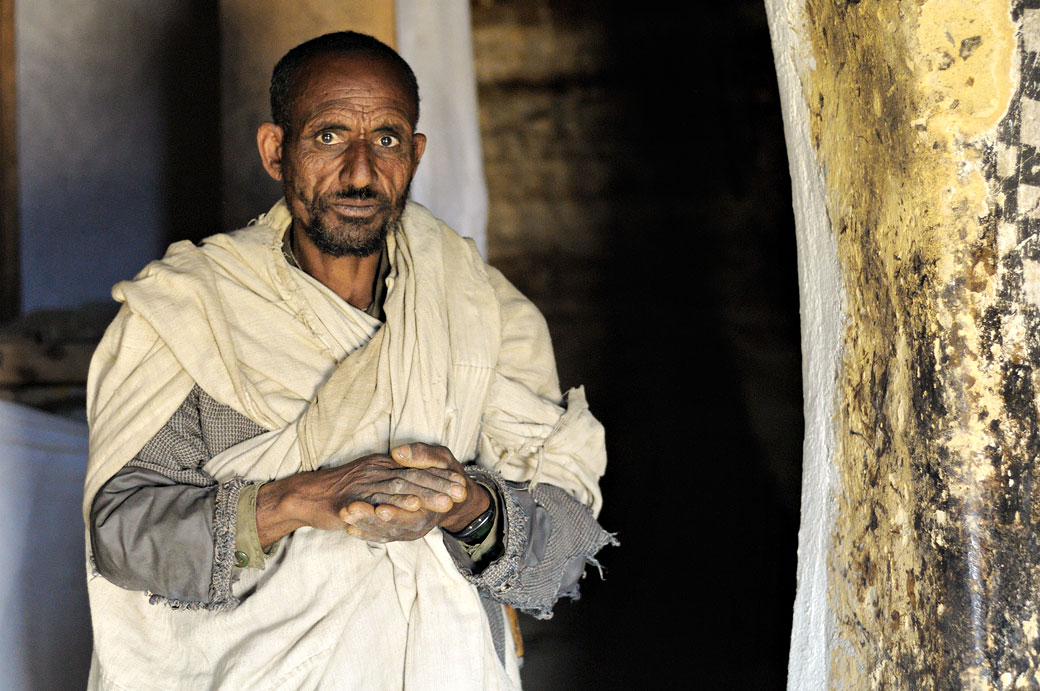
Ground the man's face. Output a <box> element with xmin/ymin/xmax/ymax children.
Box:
<box><xmin>274</xmin><ymin>53</ymin><xmax>425</xmax><ymax>257</ymax></box>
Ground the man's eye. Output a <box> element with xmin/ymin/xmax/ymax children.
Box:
<box><xmin>318</xmin><ymin>131</ymin><xmax>339</xmax><ymax>145</ymax></box>
<box><xmin>377</xmin><ymin>134</ymin><xmax>400</xmax><ymax>147</ymax></box>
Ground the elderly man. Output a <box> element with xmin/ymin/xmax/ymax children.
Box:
<box><xmin>83</xmin><ymin>31</ymin><xmax>610</xmax><ymax>690</ymax></box>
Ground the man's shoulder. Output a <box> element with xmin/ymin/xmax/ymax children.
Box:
<box><xmin>399</xmin><ymin>201</ymin><xmax>484</xmax><ymax>263</ymax></box>
<box><xmin>149</xmin><ymin>215</ymin><xmax>284</xmax><ymax>278</ymax></box>
<box><xmin>201</xmin><ymin>216</ymin><xmax>285</xmax><ymax>256</ymax></box>
<box><xmin>400</xmin><ymin>201</ymin><xmax>456</xmax><ymax>238</ymax></box>
<box><xmin>163</xmin><ymin>199</ymin><xmax>288</xmax><ymax>266</ymax></box>
<box><xmin>112</xmin><ymin>218</ymin><xmax>285</xmax><ymax>316</ymax></box>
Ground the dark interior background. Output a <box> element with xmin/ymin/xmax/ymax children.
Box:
<box><xmin>466</xmin><ymin>3</ymin><xmax>802</xmax><ymax>688</ymax></box>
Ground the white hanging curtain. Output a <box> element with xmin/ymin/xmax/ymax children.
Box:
<box><xmin>0</xmin><ymin>401</ymin><xmax>90</xmax><ymax>688</ymax></box>
<box><xmin>395</xmin><ymin>0</ymin><xmax>489</xmax><ymax>257</ymax></box>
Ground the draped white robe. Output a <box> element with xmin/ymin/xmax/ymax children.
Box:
<box><xmin>83</xmin><ymin>200</ymin><xmax>606</xmax><ymax>690</ymax></box>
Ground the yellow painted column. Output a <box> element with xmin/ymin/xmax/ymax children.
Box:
<box><xmin>771</xmin><ymin>0</ymin><xmax>1040</xmax><ymax>687</ymax></box>
<box><xmin>218</xmin><ymin>0</ymin><xmax>395</xmax><ymax>228</ymax></box>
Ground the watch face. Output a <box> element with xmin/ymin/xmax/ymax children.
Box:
<box><xmin>450</xmin><ymin>505</ymin><xmax>494</xmax><ymax>542</ymax></box>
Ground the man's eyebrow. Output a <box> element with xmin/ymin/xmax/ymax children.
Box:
<box><xmin>300</xmin><ymin>120</ymin><xmax>408</xmax><ymax>136</ymax></box>
<box><xmin>304</xmin><ymin>120</ymin><xmax>351</xmax><ymax>133</ymax></box>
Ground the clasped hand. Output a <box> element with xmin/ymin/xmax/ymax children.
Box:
<box><xmin>257</xmin><ymin>443</ymin><xmax>490</xmax><ymax>546</ymax></box>
<box><xmin>339</xmin><ymin>443</ymin><xmax>474</xmax><ymax>542</ymax></box>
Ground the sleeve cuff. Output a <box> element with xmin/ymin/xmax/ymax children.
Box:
<box><xmin>441</xmin><ymin>466</ymin><xmax>530</xmax><ymax>595</ymax></box>
<box><xmin>458</xmin><ymin>482</ymin><xmax>501</xmax><ymax>562</ymax></box>
<box><xmin>234</xmin><ymin>482</ymin><xmax>279</xmax><ymax>570</ymax></box>
<box><xmin>441</xmin><ymin>466</ymin><xmax>616</xmax><ymax>620</ymax></box>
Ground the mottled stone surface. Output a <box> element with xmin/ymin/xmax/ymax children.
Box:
<box><xmin>796</xmin><ymin>0</ymin><xmax>1040</xmax><ymax>687</ymax></box>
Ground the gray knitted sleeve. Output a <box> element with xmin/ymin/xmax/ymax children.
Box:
<box><xmin>442</xmin><ymin>466</ymin><xmax>616</xmax><ymax>621</ymax></box>
<box><xmin>89</xmin><ymin>385</ymin><xmax>267</xmax><ymax>610</ymax></box>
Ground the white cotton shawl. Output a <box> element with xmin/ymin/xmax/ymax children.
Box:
<box><xmin>83</xmin><ymin>200</ymin><xmax>606</xmax><ymax>690</ymax></box>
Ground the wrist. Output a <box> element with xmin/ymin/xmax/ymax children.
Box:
<box><xmin>256</xmin><ymin>477</ymin><xmax>307</xmax><ymax>547</ymax></box>
<box><xmin>442</xmin><ymin>481</ymin><xmax>491</xmax><ymax>533</ymax></box>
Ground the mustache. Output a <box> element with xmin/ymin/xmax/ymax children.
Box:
<box><xmin>332</xmin><ymin>186</ymin><xmax>387</xmax><ymax>202</ymax></box>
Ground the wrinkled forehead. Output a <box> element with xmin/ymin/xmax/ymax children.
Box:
<box><xmin>288</xmin><ymin>52</ymin><xmax>418</xmax><ymax>127</ymax></box>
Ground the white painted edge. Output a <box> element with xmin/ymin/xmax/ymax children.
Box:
<box><xmin>763</xmin><ymin>1</ymin><xmax>845</xmax><ymax>688</ymax></box>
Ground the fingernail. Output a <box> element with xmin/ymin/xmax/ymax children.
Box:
<box><xmin>393</xmin><ymin>446</ymin><xmax>411</xmax><ymax>460</ymax></box>
<box><xmin>379</xmin><ymin>508</ymin><xmax>393</xmax><ymax>521</ymax></box>
<box><xmin>449</xmin><ymin>486</ymin><xmax>465</xmax><ymax>500</ymax></box>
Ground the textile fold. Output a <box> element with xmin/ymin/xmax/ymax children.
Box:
<box><xmin>84</xmin><ymin>200</ymin><xmax>607</xmax><ymax>690</ymax></box>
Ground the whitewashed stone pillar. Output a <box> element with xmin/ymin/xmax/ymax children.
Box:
<box><xmin>768</xmin><ymin>0</ymin><xmax>1040</xmax><ymax>687</ymax></box>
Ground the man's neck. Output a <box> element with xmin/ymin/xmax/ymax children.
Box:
<box><xmin>290</xmin><ymin>225</ymin><xmax>383</xmax><ymax>311</ymax></box>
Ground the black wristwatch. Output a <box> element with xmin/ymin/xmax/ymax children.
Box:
<box><xmin>445</xmin><ymin>485</ymin><xmax>497</xmax><ymax>545</ymax></box>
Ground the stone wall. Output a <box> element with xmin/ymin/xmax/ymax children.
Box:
<box><xmin>472</xmin><ymin>0</ymin><xmax>614</xmax><ymax>391</ymax></box>
<box><xmin>474</xmin><ymin>1</ymin><xmax>801</xmax><ymax>490</ymax></box>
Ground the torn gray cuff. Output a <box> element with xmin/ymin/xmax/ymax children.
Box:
<box><xmin>209</xmin><ymin>477</ymin><xmax>250</xmax><ymax>608</ymax></box>
<box><xmin>443</xmin><ymin>466</ymin><xmax>616</xmax><ymax>621</ymax></box>
<box><xmin>146</xmin><ymin>476</ymin><xmax>249</xmax><ymax>612</ymax></box>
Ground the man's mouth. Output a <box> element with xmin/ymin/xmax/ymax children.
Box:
<box><xmin>323</xmin><ymin>188</ymin><xmax>389</xmax><ymax>219</ymax></box>
<box><xmin>329</xmin><ymin>198</ymin><xmax>381</xmax><ymax>218</ymax></box>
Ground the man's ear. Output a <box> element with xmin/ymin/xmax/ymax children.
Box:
<box><xmin>410</xmin><ymin>132</ymin><xmax>427</xmax><ymax>177</ymax></box>
<box><xmin>257</xmin><ymin>122</ymin><xmax>285</xmax><ymax>181</ymax></box>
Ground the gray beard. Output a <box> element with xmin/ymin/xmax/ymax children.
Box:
<box><xmin>302</xmin><ymin>213</ymin><xmax>388</xmax><ymax>258</ymax></box>
<box><xmin>296</xmin><ymin>183</ymin><xmax>410</xmax><ymax>258</ymax></box>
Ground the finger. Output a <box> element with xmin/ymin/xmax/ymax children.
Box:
<box><xmin>344</xmin><ymin>523</ymin><xmax>392</xmax><ymax>543</ymax></box>
<box><xmin>413</xmin><ymin>466</ymin><xmax>467</xmax><ymax>499</ymax></box>
<box><xmin>340</xmin><ymin>501</ymin><xmax>435</xmax><ymax>540</ymax></box>
<box><xmin>341</xmin><ymin>507</ymin><xmax>387</xmax><ymax>533</ymax></box>
<box><xmin>369</xmin><ymin>505</ymin><xmax>440</xmax><ymax>533</ymax></box>
<box><xmin>376</xmin><ymin>472</ymin><xmax>463</xmax><ymax>504</ymax></box>
<box><xmin>359</xmin><ymin>478</ymin><xmax>429</xmax><ymax>510</ymax></box>
<box><xmin>391</xmin><ymin>443</ymin><xmax>455</xmax><ymax>470</ymax></box>
<box><xmin>343</xmin><ymin>505</ymin><xmax>441</xmax><ymax>542</ymax></box>
<box><xmin>342</xmin><ymin>505</ymin><xmax>405</xmax><ymax>542</ymax></box>
<box><xmin>368</xmin><ymin>489</ymin><xmax>452</xmax><ymax>513</ymax></box>
<box><xmin>423</xmin><ymin>467</ymin><xmax>465</xmax><ymax>482</ymax></box>
<box><xmin>399</xmin><ymin>468</ymin><xmax>466</xmax><ymax>501</ymax></box>
<box><xmin>368</xmin><ymin>504</ymin><xmax>422</xmax><ymax>524</ymax></box>
<box><xmin>340</xmin><ymin>500</ymin><xmax>377</xmax><ymax>525</ymax></box>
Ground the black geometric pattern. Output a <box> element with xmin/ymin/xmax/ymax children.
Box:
<box><xmin>993</xmin><ymin>4</ymin><xmax>1040</xmax><ymax>255</ymax></box>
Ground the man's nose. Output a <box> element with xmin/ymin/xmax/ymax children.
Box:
<box><xmin>341</xmin><ymin>141</ymin><xmax>374</xmax><ymax>188</ymax></box>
